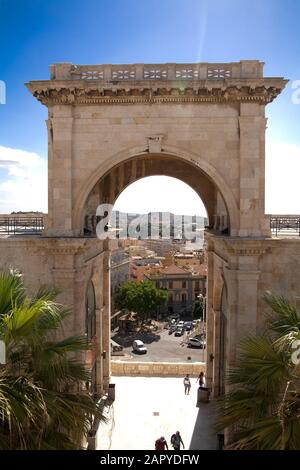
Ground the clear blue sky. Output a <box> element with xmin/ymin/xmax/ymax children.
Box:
<box><xmin>0</xmin><ymin>0</ymin><xmax>300</xmax><ymax>213</ymax></box>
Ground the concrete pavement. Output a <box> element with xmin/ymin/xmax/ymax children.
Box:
<box><xmin>96</xmin><ymin>376</ymin><xmax>216</xmax><ymax>450</ymax></box>
<box><xmin>113</xmin><ymin>329</ymin><xmax>206</xmax><ymax>363</ymax></box>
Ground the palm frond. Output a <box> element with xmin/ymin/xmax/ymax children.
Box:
<box><xmin>0</xmin><ymin>269</ymin><xmax>102</xmax><ymax>449</ymax></box>
<box><xmin>264</xmin><ymin>293</ymin><xmax>300</xmax><ymax>336</ymax></box>
<box><xmin>0</xmin><ymin>270</ymin><xmax>25</xmax><ymax>318</ymax></box>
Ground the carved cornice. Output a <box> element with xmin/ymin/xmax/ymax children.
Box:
<box><xmin>224</xmin><ymin>240</ymin><xmax>268</xmax><ymax>256</ymax></box>
<box><xmin>46</xmin><ymin>247</ymin><xmax>81</xmax><ymax>255</ymax></box>
<box><xmin>231</xmin><ymin>247</ymin><xmax>267</xmax><ymax>256</ymax></box>
<box><xmin>26</xmin><ymin>79</ymin><xmax>287</xmax><ymax>107</ymax></box>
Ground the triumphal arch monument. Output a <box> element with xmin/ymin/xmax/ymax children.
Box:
<box><xmin>1</xmin><ymin>60</ymin><xmax>299</xmax><ymax>396</ymax></box>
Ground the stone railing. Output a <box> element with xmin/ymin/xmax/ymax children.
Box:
<box><xmin>50</xmin><ymin>60</ymin><xmax>264</xmax><ymax>81</ymax></box>
<box><xmin>0</xmin><ymin>216</ymin><xmax>44</xmax><ymax>235</ymax></box>
<box><xmin>111</xmin><ymin>360</ymin><xmax>205</xmax><ymax>377</ymax></box>
<box><xmin>270</xmin><ymin>215</ymin><xmax>300</xmax><ymax>237</ymax></box>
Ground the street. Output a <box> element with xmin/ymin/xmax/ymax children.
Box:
<box><xmin>112</xmin><ymin>328</ymin><xmax>206</xmax><ymax>363</ymax></box>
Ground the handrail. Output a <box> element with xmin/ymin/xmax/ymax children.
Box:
<box><xmin>0</xmin><ymin>217</ymin><xmax>44</xmax><ymax>235</ymax></box>
<box><xmin>270</xmin><ymin>215</ymin><xmax>300</xmax><ymax>237</ymax></box>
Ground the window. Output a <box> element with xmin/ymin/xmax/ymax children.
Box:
<box><xmin>86</xmin><ymin>281</ymin><xmax>96</xmax><ymax>341</ymax></box>
<box><xmin>168</xmin><ymin>293</ymin><xmax>173</xmax><ymax>303</ymax></box>
<box><xmin>182</xmin><ymin>281</ymin><xmax>186</xmax><ymax>288</ymax></box>
<box><xmin>181</xmin><ymin>293</ymin><xmax>187</xmax><ymax>304</ymax></box>
<box><xmin>169</xmin><ymin>281</ymin><xmax>173</xmax><ymax>289</ymax></box>
<box><xmin>156</xmin><ymin>281</ymin><xmax>160</xmax><ymax>288</ymax></box>
<box><xmin>195</xmin><ymin>280</ymin><xmax>200</xmax><ymax>290</ymax></box>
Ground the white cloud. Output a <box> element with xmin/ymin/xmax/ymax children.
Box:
<box><xmin>265</xmin><ymin>141</ymin><xmax>300</xmax><ymax>214</ymax></box>
<box><xmin>0</xmin><ymin>145</ymin><xmax>47</xmax><ymax>214</ymax></box>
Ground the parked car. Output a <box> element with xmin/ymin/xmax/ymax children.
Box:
<box><xmin>174</xmin><ymin>327</ymin><xmax>185</xmax><ymax>337</ymax></box>
<box><xmin>184</xmin><ymin>321</ymin><xmax>193</xmax><ymax>331</ymax></box>
<box><xmin>168</xmin><ymin>324</ymin><xmax>177</xmax><ymax>335</ymax></box>
<box><xmin>187</xmin><ymin>337</ymin><xmax>206</xmax><ymax>348</ymax></box>
<box><xmin>171</xmin><ymin>313</ymin><xmax>180</xmax><ymax>321</ymax></box>
<box><xmin>111</xmin><ymin>340</ymin><xmax>124</xmax><ymax>356</ymax></box>
<box><xmin>111</xmin><ymin>340</ymin><xmax>123</xmax><ymax>352</ymax></box>
<box><xmin>132</xmin><ymin>339</ymin><xmax>147</xmax><ymax>354</ymax></box>
<box><xmin>177</xmin><ymin>320</ymin><xmax>185</xmax><ymax>327</ymax></box>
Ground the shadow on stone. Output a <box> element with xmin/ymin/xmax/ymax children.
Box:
<box><xmin>189</xmin><ymin>401</ymin><xmax>217</xmax><ymax>450</ymax></box>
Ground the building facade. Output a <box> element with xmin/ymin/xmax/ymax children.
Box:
<box><xmin>110</xmin><ymin>249</ymin><xmax>130</xmax><ymax>312</ymax></box>
<box><xmin>146</xmin><ymin>263</ymin><xmax>206</xmax><ymax>316</ymax></box>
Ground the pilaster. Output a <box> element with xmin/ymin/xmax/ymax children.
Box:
<box><xmin>238</xmin><ymin>104</ymin><xmax>270</xmax><ymax>237</ymax></box>
<box><xmin>45</xmin><ymin>105</ymin><xmax>74</xmax><ymax>236</ymax></box>
<box><xmin>102</xmin><ymin>250</ymin><xmax>111</xmax><ymax>391</ymax></box>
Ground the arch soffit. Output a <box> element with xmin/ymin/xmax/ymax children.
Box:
<box><xmin>74</xmin><ymin>144</ymin><xmax>239</xmax><ymax>231</ymax></box>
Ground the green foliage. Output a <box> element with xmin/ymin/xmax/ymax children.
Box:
<box><xmin>0</xmin><ymin>270</ymin><xmax>105</xmax><ymax>450</ymax></box>
<box><xmin>216</xmin><ymin>293</ymin><xmax>300</xmax><ymax>450</ymax></box>
<box><xmin>192</xmin><ymin>300</ymin><xmax>203</xmax><ymax>320</ymax></box>
<box><xmin>115</xmin><ymin>280</ymin><xmax>167</xmax><ymax>320</ymax></box>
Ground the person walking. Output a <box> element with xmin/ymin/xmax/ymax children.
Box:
<box><xmin>196</xmin><ymin>371</ymin><xmax>205</xmax><ymax>387</ymax></box>
<box><xmin>170</xmin><ymin>431</ymin><xmax>185</xmax><ymax>450</ymax></box>
<box><xmin>183</xmin><ymin>374</ymin><xmax>191</xmax><ymax>395</ymax></box>
<box><xmin>155</xmin><ymin>436</ymin><xmax>168</xmax><ymax>450</ymax></box>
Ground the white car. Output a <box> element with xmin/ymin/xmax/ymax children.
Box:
<box><xmin>177</xmin><ymin>321</ymin><xmax>185</xmax><ymax>327</ymax></box>
<box><xmin>187</xmin><ymin>337</ymin><xmax>206</xmax><ymax>349</ymax></box>
<box><xmin>132</xmin><ymin>340</ymin><xmax>147</xmax><ymax>354</ymax></box>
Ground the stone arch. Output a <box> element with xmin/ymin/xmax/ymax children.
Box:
<box><xmin>73</xmin><ymin>145</ymin><xmax>239</xmax><ymax>237</ymax></box>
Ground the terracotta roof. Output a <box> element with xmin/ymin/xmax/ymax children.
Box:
<box><xmin>196</xmin><ymin>265</ymin><xmax>207</xmax><ymax>276</ymax></box>
<box><xmin>161</xmin><ymin>264</ymin><xmax>189</xmax><ymax>275</ymax></box>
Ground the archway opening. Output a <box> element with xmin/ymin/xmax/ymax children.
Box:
<box><xmin>107</xmin><ymin>174</ymin><xmax>209</xmax><ymax>366</ymax></box>
<box><xmin>80</xmin><ymin>152</ymin><xmax>233</xmax><ymax>237</ymax></box>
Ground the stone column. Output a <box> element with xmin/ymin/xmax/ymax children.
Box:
<box><xmin>205</xmin><ymin>246</ymin><xmax>214</xmax><ymax>390</ymax></box>
<box><xmin>102</xmin><ymin>249</ymin><xmax>111</xmax><ymax>391</ymax></box>
<box><xmin>95</xmin><ymin>306</ymin><xmax>104</xmax><ymax>395</ymax></box>
<box><xmin>46</xmin><ymin>105</ymin><xmax>74</xmax><ymax>236</ymax></box>
<box><xmin>212</xmin><ymin>309</ymin><xmax>221</xmax><ymax>395</ymax></box>
<box><xmin>225</xmin><ymin>261</ymin><xmax>260</xmax><ymax>367</ymax></box>
<box><xmin>238</xmin><ymin>103</ymin><xmax>270</xmax><ymax>237</ymax></box>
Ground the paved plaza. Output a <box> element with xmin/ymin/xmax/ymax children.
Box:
<box><xmin>113</xmin><ymin>329</ymin><xmax>206</xmax><ymax>363</ymax></box>
<box><xmin>96</xmin><ymin>376</ymin><xmax>216</xmax><ymax>451</ymax></box>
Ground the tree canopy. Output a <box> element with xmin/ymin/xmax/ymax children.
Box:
<box><xmin>115</xmin><ymin>280</ymin><xmax>167</xmax><ymax>321</ymax></box>
<box><xmin>192</xmin><ymin>299</ymin><xmax>203</xmax><ymax>320</ymax></box>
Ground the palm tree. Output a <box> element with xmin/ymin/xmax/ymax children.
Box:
<box><xmin>215</xmin><ymin>293</ymin><xmax>300</xmax><ymax>450</ymax></box>
<box><xmin>0</xmin><ymin>269</ymin><xmax>105</xmax><ymax>449</ymax></box>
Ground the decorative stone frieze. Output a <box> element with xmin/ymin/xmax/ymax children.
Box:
<box><xmin>26</xmin><ymin>81</ymin><xmax>286</xmax><ymax>107</ymax></box>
